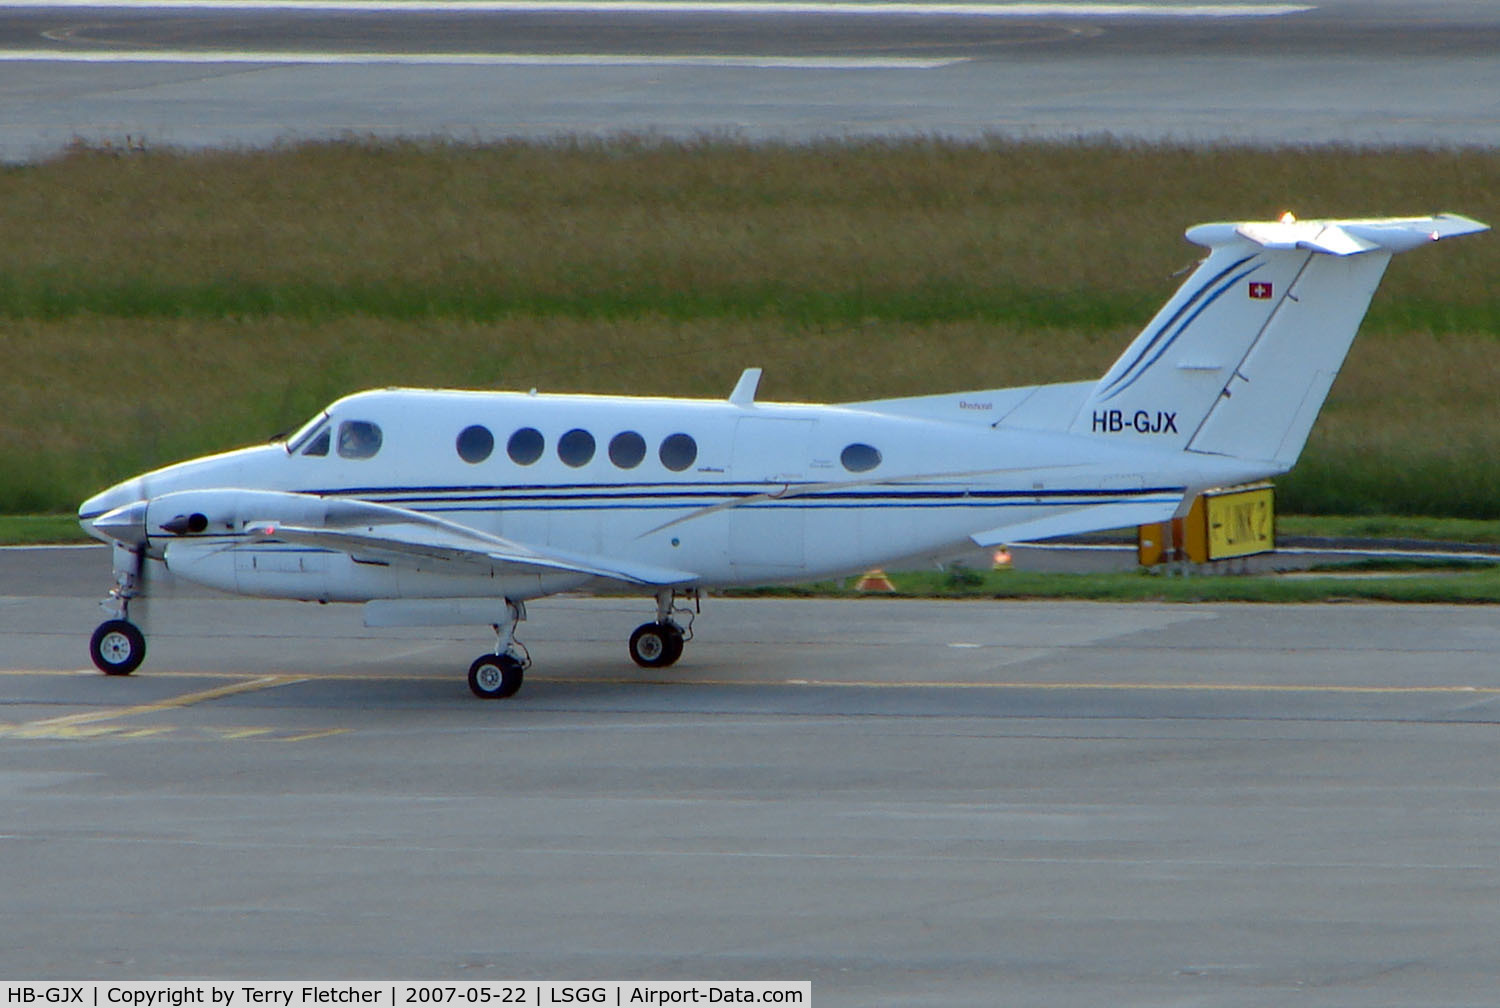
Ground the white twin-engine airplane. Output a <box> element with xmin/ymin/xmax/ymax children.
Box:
<box><xmin>79</xmin><ymin>213</ymin><xmax>1485</xmax><ymax>699</ymax></box>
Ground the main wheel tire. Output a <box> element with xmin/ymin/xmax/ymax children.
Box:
<box><xmin>661</xmin><ymin>623</ymin><xmax>685</xmax><ymax>667</ymax></box>
<box><xmin>468</xmin><ymin>654</ymin><xmax>524</xmax><ymax>699</ymax></box>
<box><xmin>90</xmin><ymin>619</ymin><xmax>146</xmax><ymax>676</ymax></box>
<box><xmin>629</xmin><ymin>621</ymin><xmax>685</xmax><ymax>669</ymax></box>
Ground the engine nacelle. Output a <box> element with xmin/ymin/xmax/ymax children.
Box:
<box><xmin>142</xmin><ymin>488</ymin><xmax>404</xmax><ymax>542</ymax></box>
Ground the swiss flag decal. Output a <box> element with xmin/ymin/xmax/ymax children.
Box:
<box><xmin>1248</xmin><ymin>281</ymin><xmax>1274</xmax><ymax>300</ymax></box>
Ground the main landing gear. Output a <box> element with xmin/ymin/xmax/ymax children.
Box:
<box><xmin>89</xmin><ymin>559</ymin><xmax>146</xmax><ymax>675</ymax></box>
<box><xmin>468</xmin><ymin>591</ymin><xmax>698</xmax><ymax>699</ymax></box>
<box><xmin>628</xmin><ymin>589</ymin><xmax>696</xmax><ymax>670</ymax></box>
<box><xmin>468</xmin><ymin>600</ymin><xmax>531</xmax><ymax>699</ymax></box>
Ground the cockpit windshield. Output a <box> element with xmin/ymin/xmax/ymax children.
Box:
<box><xmin>285</xmin><ymin>412</ymin><xmax>330</xmax><ymax>455</ymax></box>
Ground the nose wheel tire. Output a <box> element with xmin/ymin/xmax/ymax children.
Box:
<box><xmin>629</xmin><ymin>621</ymin><xmax>685</xmax><ymax>669</ymax></box>
<box><xmin>469</xmin><ymin>654</ymin><xmax>525</xmax><ymax>699</ymax></box>
<box><xmin>90</xmin><ymin>619</ymin><xmax>146</xmax><ymax>676</ymax></box>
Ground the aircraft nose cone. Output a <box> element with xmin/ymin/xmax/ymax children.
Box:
<box><xmin>85</xmin><ymin>499</ymin><xmax>149</xmax><ymax>546</ymax></box>
<box><xmin>79</xmin><ymin>478</ymin><xmax>146</xmax><ymax>544</ymax></box>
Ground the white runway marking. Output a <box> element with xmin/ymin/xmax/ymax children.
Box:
<box><xmin>0</xmin><ymin>48</ymin><xmax>967</xmax><ymax>67</ymax></box>
<box><xmin>0</xmin><ymin>543</ymin><xmax>99</xmax><ymax>551</ymax></box>
<box><xmin>0</xmin><ymin>1</ymin><xmax>1317</xmax><ymax>17</ymax></box>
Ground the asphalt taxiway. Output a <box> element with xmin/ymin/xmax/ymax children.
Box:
<box><xmin>4</xmin><ymin>545</ymin><xmax>1500</xmax><ymax>1003</ymax></box>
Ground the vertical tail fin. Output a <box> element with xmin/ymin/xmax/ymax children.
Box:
<box><xmin>1071</xmin><ymin>213</ymin><xmax>1487</xmax><ymax>467</ymax></box>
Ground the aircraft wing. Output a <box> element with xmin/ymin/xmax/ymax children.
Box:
<box><xmin>248</xmin><ymin>514</ymin><xmax>697</xmax><ymax>588</ymax></box>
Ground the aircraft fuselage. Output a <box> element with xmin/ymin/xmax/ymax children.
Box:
<box><xmin>76</xmin><ymin>214</ymin><xmax>1488</xmax><ymax>695</ymax></box>
<box><xmin>80</xmin><ymin>386</ymin><xmax>1255</xmax><ymax>604</ymax></box>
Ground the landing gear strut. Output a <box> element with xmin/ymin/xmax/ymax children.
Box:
<box><xmin>468</xmin><ymin>600</ymin><xmax>531</xmax><ymax>699</ymax></box>
<box><xmin>90</xmin><ymin>552</ymin><xmax>146</xmax><ymax>675</ymax></box>
<box><xmin>628</xmin><ymin>589</ymin><xmax>696</xmax><ymax>669</ymax></box>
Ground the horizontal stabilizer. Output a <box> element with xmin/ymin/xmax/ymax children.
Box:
<box><xmin>1188</xmin><ymin>212</ymin><xmax>1488</xmax><ymax>256</ymax></box>
<box><xmin>970</xmin><ymin>496</ymin><xmax>1183</xmax><ymax>547</ymax></box>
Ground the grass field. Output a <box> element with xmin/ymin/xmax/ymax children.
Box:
<box><xmin>725</xmin><ymin>565</ymin><xmax>1500</xmax><ymax>605</ymax></box>
<box><xmin>5</xmin><ymin>137</ymin><xmax>1498</xmax><ymax>516</ymax></box>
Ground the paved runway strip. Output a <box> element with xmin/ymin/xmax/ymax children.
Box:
<box><xmin>0</xmin><ymin>48</ymin><xmax>967</xmax><ymax>66</ymax></box>
<box><xmin>0</xmin><ymin>1</ymin><xmax>1317</xmax><ymax>16</ymax></box>
<box><xmin>5</xmin><ymin>547</ymin><xmax>1500</xmax><ymax>999</ymax></box>
<box><xmin>4</xmin><ymin>0</ymin><xmax>1495</xmax><ymax>156</ymax></box>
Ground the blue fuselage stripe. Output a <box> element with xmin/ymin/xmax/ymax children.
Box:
<box><xmin>287</xmin><ymin>483</ymin><xmax>1183</xmax><ymax>517</ymax></box>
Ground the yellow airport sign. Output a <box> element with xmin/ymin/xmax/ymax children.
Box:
<box><xmin>1203</xmin><ymin>484</ymin><xmax>1275</xmax><ymax>560</ymax></box>
<box><xmin>1138</xmin><ymin>483</ymin><xmax>1274</xmax><ymax>565</ymax></box>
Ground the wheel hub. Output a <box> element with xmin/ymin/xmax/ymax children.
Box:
<box><xmin>476</xmin><ymin>663</ymin><xmax>502</xmax><ymax>691</ymax></box>
<box><xmin>99</xmin><ymin>631</ymin><xmax>134</xmax><ymax>662</ymax></box>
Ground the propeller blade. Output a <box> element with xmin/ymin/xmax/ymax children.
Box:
<box><xmin>131</xmin><ymin>542</ymin><xmax>151</xmax><ymax>631</ymax></box>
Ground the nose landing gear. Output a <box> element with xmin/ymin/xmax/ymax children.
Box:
<box><xmin>90</xmin><ymin>618</ymin><xmax>146</xmax><ymax>676</ymax></box>
<box><xmin>89</xmin><ymin>555</ymin><xmax>146</xmax><ymax>675</ymax></box>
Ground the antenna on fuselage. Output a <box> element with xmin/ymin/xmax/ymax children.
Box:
<box><xmin>729</xmin><ymin>367</ymin><xmax>762</xmax><ymax>406</ymax></box>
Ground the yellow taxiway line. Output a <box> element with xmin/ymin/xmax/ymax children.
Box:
<box><xmin>13</xmin><ymin>674</ymin><xmax>306</xmax><ymax>728</ymax></box>
<box><xmin>0</xmin><ymin>674</ymin><xmax>313</xmax><ymax>740</ymax></box>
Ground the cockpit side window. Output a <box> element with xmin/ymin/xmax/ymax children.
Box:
<box><xmin>302</xmin><ymin>428</ymin><xmax>331</xmax><ymax>457</ymax></box>
<box><xmin>337</xmin><ymin>420</ymin><xmax>383</xmax><ymax>459</ymax></box>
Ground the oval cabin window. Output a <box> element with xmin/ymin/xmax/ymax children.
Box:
<box><xmin>507</xmin><ymin>427</ymin><xmax>545</xmax><ymax>466</ymax></box>
<box><xmin>659</xmin><ymin>433</ymin><xmax>698</xmax><ymax>472</ymax></box>
<box><xmin>609</xmin><ymin>431</ymin><xmax>647</xmax><ymax>469</ymax></box>
<box><xmin>558</xmin><ymin>428</ymin><xmax>597</xmax><ymax>468</ymax></box>
<box><xmin>456</xmin><ymin>425</ymin><xmax>494</xmax><ymax>464</ymax></box>
<box><xmin>840</xmin><ymin>443</ymin><xmax>881</xmax><ymax>473</ymax></box>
